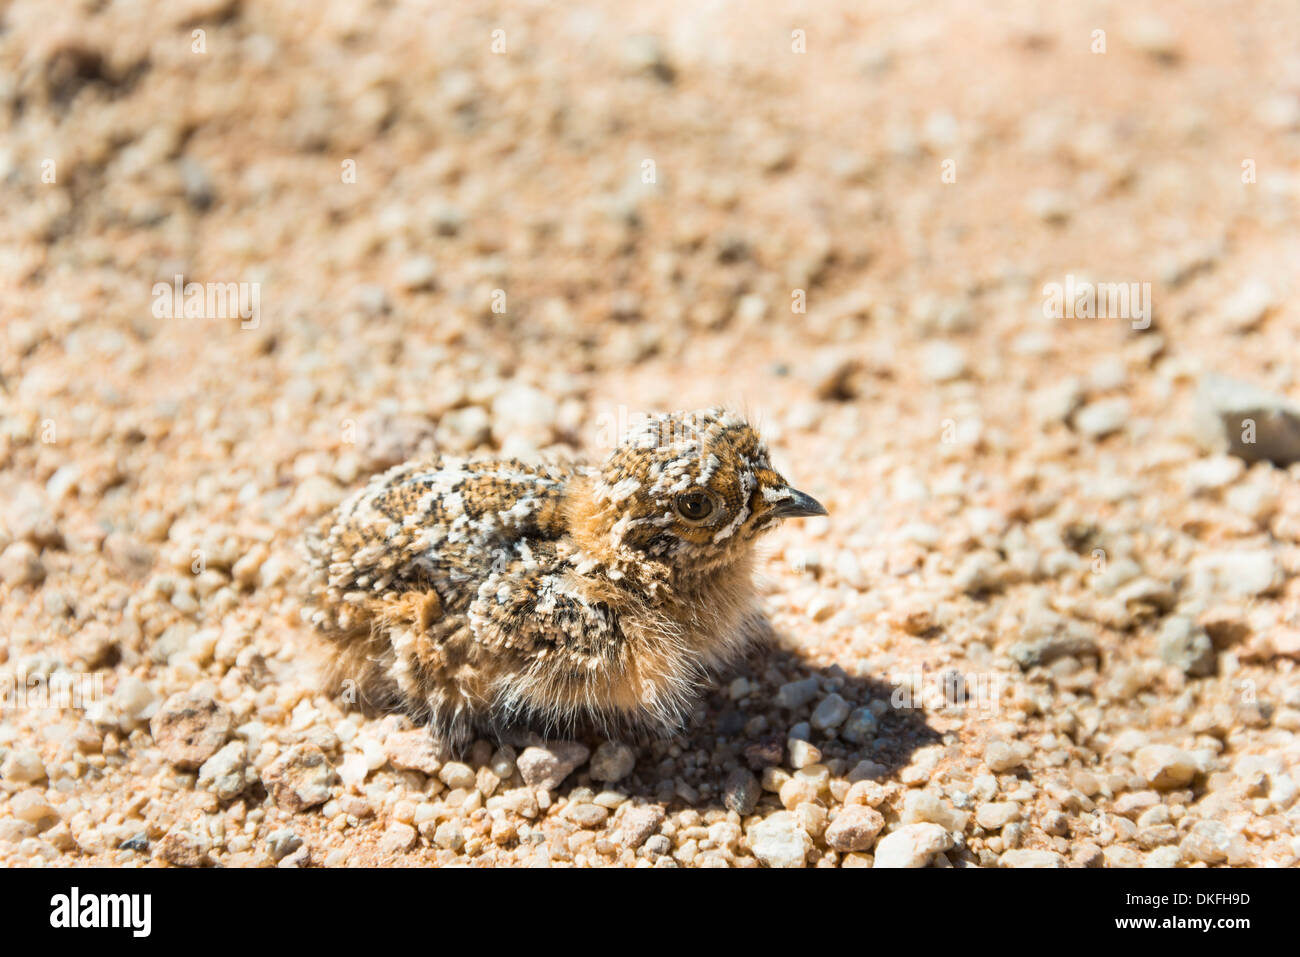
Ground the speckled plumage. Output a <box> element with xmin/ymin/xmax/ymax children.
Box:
<box><xmin>304</xmin><ymin>408</ymin><xmax>826</xmax><ymax>749</ymax></box>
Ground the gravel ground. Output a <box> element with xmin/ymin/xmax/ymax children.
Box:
<box><xmin>2</xmin><ymin>0</ymin><xmax>1299</xmax><ymax>868</ymax></box>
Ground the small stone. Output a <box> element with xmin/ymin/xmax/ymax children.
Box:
<box><xmin>490</xmin><ymin>383</ymin><xmax>557</xmax><ymax>447</ymax></box>
<box><xmin>70</xmin><ymin>623</ymin><xmax>117</xmax><ymax>669</ymax></box>
<box><xmin>743</xmin><ymin>736</ymin><xmax>785</xmax><ymax>769</ymax></box>
<box><xmin>901</xmin><ymin>790</ymin><xmax>968</xmax><ymax>832</ymax></box>
<box><xmin>1180</xmin><ymin>820</ymin><xmax>1230</xmax><ymax>864</ymax></box>
<box><xmin>1025</xmin><ymin>188</ymin><xmax>1072</xmax><ymax>224</ymax></box>
<box><xmin>1129</xmin><ymin>16</ymin><xmax>1179</xmax><ymax>62</ymax></box>
<box><xmin>150</xmin><ymin>692</ymin><xmax>233</xmax><ymax>770</ymax></box>
<box><xmin>1103</xmin><ymin>845</ymin><xmax>1144</xmax><ymax>868</ymax></box>
<box><xmin>1218</xmin><ymin>279</ymin><xmax>1274</xmax><ymax>332</ymax></box>
<box><xmin>197</xmin><ymin>740</ymin><xmax>254</xmax><ymax>800</ymax></box>
<box><xmin>117</xmin><ymin>832</ymin><xmax>149</xmax><ymax>853</ymax></box>
<box><xmin>1258</xmin><ymin>94</ymin><xmax>1300</xmax><ymax>131</ymax></box>
<box><xmin>266</xmin><ymin>829</ymin><xmax>302</xmax><ymax>862</ymax></box>
<box><xmin>263</xmin><ymin>744</ymin><xmax>339</xmax><ymax>812</ymax></box>
<box><xmin>43</xmin><ymin>822</ymin><xmax>75</xmax><ymax>851</ymax></box>
<box><xmin>847</xmin><ymin>759</ymin><xmax>888</xmax><ymax>782</ymax></box>
<box><xmin>746</xmin><ymin>812</ymin><xmax>811</xmax><ymax>868</ymax></box>
<box><xmin>0</xmin><ymin>542</ymin><xmax>45</xmax><ymax>586</ymax></box>
<box><xmin>380</xmin><ymin>822</ymin><xmax>418</xmax><ymax>855</ymax></box>
<box><xmin>810</xmin><ymin>693</ymin><xmax>851</xmax><ymax>731</ymax></box>
<box><xmin>432</xmin><ymin>820</ymin><xmax>464</xmax><ymax>851</ymax></box>
<box><xmin>1200</xmin><ymin>550</ymin><xmax>1281</xmax><ymax>598</ymax></box>
<box><xmin>621</xmin><ymin>34</ymin><xmax>676</xmax><ymax>83</ymax></box>
<box><xmin>975</xmin><ymin>802</ymin><xmax>1019</xmax><ymax>830</ymax></box>
<box><xmin>984</xmin><ymin>739</ymin><xmax>1031</xmax><ymax>772</ymax></box>
<box><xmin>786</xmin><ymin>738</ymin><xmax>821</xmax><ymax>769</ymax></box>
<box><xmin>954</xmin><ymin>552</ymin><xmax>1002</xmax><ymax>593</ymax></box>
<box><xmin>643</xmin><ymin>834</ymin><xmax>672</xmax><ymax>858</ymax></box>
<box><xmin>776</xmin><ymin>678</ymin><xmax>820</xmax><ymax>710</ymax></box>
<box><xmin>779</xmin><ymin>777</ymin><xmax>820</xmax><ymax>809</ymax></box>
<box><xmin>1008</xmin><ymin>630</ymin><xmax>1099</xmax><ymax>670</ymax></box>
<box><xmin>889</xmin><ymin>602</ymin><xmax>935</xmax><ymax>636</ymax></box>
<box><xmin>1194</xmin><ymin>373</ymin><xmax>1300</xmax><ymax>466</ymax></box>
<box><xmin>723</xmin><ymin>769</ymin><xmax>761</xmax><ymax>816</ymax></box>
<box><xmin>845</xmin><ymin>780</ymin><xmax>887</xmax><ymax>807</ymax></box>
<box><xmin>2</xmin><ymin>749</ymin><xmax>46</xmax><ymax>784</ymax></box>
<box><xmin>1225</xmin><ymin>482</ymin><xmax>1278</xmax><ymax>523</ymax></box>
<box><xmin>1072</xmin><ymin>843</ymin><xmax>1104</xmax><ymax>868</ymax></box>
<box><xmin>1000</xmin><ymin>849</ymin><xmax>1064</xmax><ymax>868</ymax></box>
<box><xmin>516</xmin><ymin>741</ymin><xmax>590</xmax><ymax>791</ymax></box>
<box><xmin>920</xmin><ymin>342</ymin><xmax>967</xmax><ymax>383</ymax></box>
<box><xmin>590</xmin><ymin>741</ymin><xmax>636</xmax><ymax>782</ymax></box>
<box><xmin>10</xmin><ymin>790</ymin><xmax>56</xmax><ymax>827</ymax></box>
<box><xmin>155</xmin><ymin>829</ymin><xmax>210</xmax><ymax>867</ymax></box>
<box><xmin>1137</xmin><ymin>825</ymin><xmax>1178</xmax><ymax>848</ymax></box>
<box><xmin>617</xmin><ymin>805</ymin><xmax>665</xmax><ymax>848</ymax></box>
<box><xmin>438</xmin><ymin>761</ymin><xmax>476</xmax><ymax>790</ymax></box>
<box><xmin>1114</xmin><ymin>791</ymin><xmax>1161</xmax><ymax>818</ymax></box>
<box><xmin>353</xmin><ymin>410</ymin><xmax>436</xmax><ymax>471</ymax></box>
<box><xmin>384</xmin><ymin>729</ymin><xmax>443</xmax><ymax>776</ymax></box>
<box><xmin>1144</xmin><ymin>846</ymin><xmax>1181</xmax><ymax>868</ymax></box>
<box><xmin>872</xmin><ymin>823</ymin><xmax>953</xmax><ymax>868</ymax></box>
<box><xmin>1133</xmin><ymin>745</ymin><xmax>1199</xmax><ymax>790</ymax></box>
<box><xmin>499</xmin><ymin>787</ymin><xmax>539</xmax><ymax>819</ymax></box>
<box><xmin>489</xmin><ymin>818</ymin><xmax>517</xmax><ymax>844</ymax></box>
<box><xmin>1266</xmin><ymin>628</ymin><xmax>1300</xmax><ymax>660</ymax></box>
<box><xmin>339</xmin><ymin>795</ymin><xmax>373</xmax><ymax>819</ymax></box>
<box><xmin>396</xmin><ymin>256</ymin><xmax>437</xmax><ymax>291</ymax></box>
<box><xmin>810</xmin><ymin>354</ymin><xmax>859</xmax><ymax>401</ymax></box>
<box><xmin>564</xmin><ymin>803</ymin><xmax>609</xmax><ymax>829</ymax></box>
<box><xmin>1157</xmin><ymin>616</ymin><xmax>1216</xmax><ymax>677</ymax></box>
<box><xmin>1184</xmin><ymin>455</ymin><xmax>1245</xmax><ymax>494</ymax></box>
<box><xmin>841</xmin><ymin>708</ymin><xmax>878</xmax><ymax>744</ymax></box>
<box><xmin>436</xmin><ymin>406</ymin><xmax>491</xmax><ymax>450</ymax></box>
<box><xmin>0</xmin><ymin>820</ymin><xmax>37</xmax><ymax>843</ymax></box>
<box><xmin>1074</xmin><ymin>398</ymin><xmax>1130</xmax><ymax>438</ymax></box>
<box><xmin>824</xmin><ymin>805</ymin><xmax>885</xmax><ymax>852</ymax></box>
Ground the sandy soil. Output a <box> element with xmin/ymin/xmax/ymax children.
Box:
<box><xmin>1</xmin><ymin>0</ymin><xmax>1299</xmax><ymax>867</ymax></box>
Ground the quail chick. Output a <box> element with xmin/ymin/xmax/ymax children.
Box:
<box><xmin>305</xmin><ymin>407</ymin><xmax>826</xmax><ymax>749</ymax></box>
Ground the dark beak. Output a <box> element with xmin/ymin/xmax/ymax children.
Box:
<box><xmin>769</xmin><ymin>487</ymin><xmax>828</xmax><ymax>519</ymax></box>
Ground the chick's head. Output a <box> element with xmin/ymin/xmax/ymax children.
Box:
<box><xmin>582</xmin><ymin>408</ymin><xmax>826</xmax><ymax>574</ymax></box>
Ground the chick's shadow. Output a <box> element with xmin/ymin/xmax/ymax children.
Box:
<box><xmin>566</xmin><ymin>625</ymin><xmax>944</xmax><ymax>814</ymax></box>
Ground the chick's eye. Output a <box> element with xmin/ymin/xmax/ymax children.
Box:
<box><xmin>676</xmin><ymin>491</ymin><xmax>713</xmax><ymax>521</ymax></box>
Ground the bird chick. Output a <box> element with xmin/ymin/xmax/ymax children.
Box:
<box><xmin>305</xmin><ymin>407</ymin><xmax>826</xmax><ymax>750</ymax></box>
